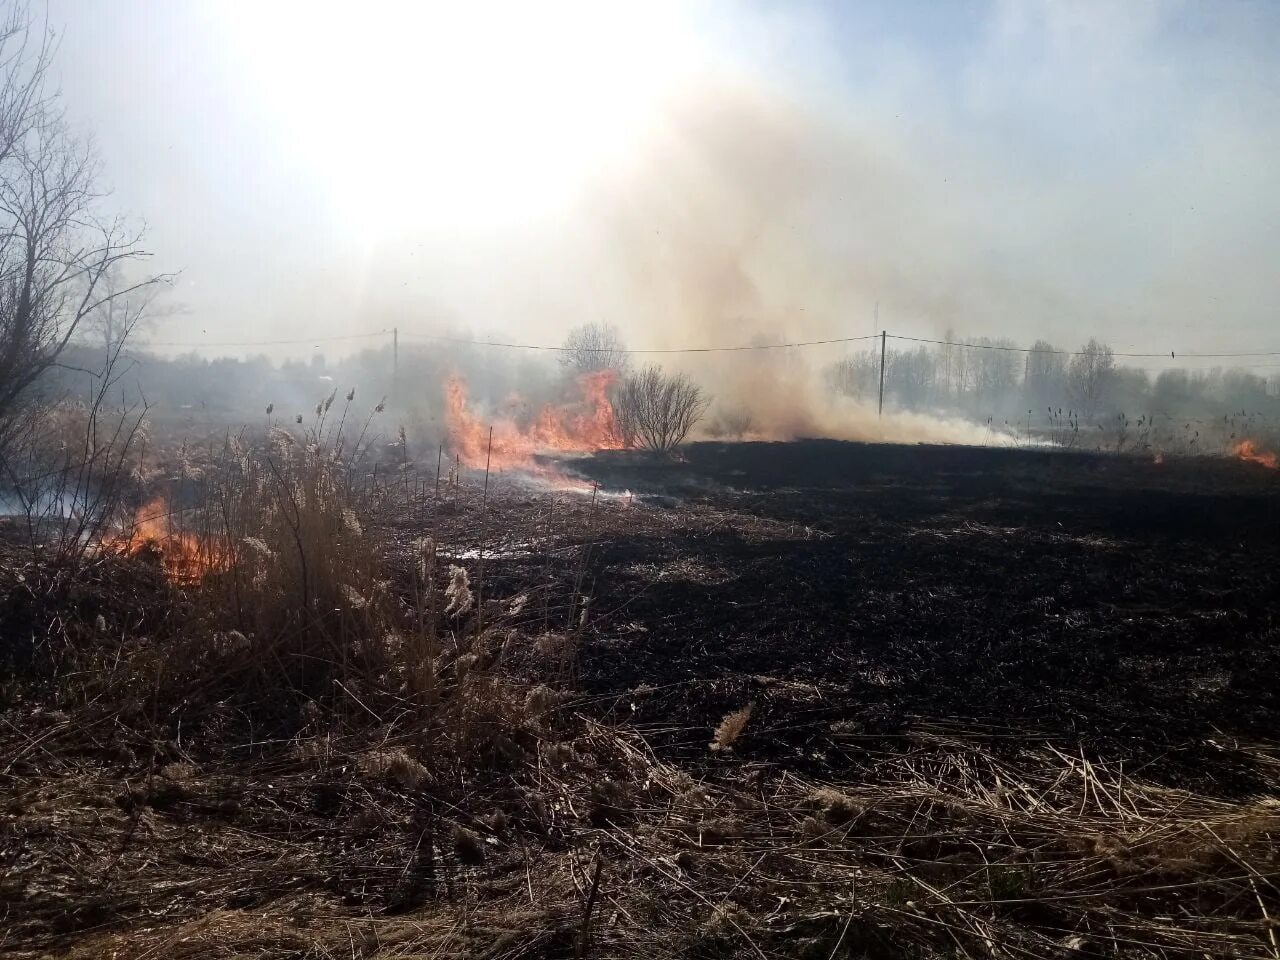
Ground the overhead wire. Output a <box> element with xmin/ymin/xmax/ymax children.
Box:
<box><xmin>395</xmin><ymin>331</ymin><xmax>885</xmax><ymax>352</ymax></box>
<box><xmin>92</xmin><ymin>327</ymin><xmax>1280</xmax><ymax>362</ymax></box>
<box><xmin>128</xmin><ymin>331</ymin><xmax>390</xmax><ymax>348</ymax></box>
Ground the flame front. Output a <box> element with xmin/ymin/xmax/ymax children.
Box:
<box><xmin>445</xmin><ymin>370</ymin><xmax>625</xmax><ymax>474</ymax></box>
<box><xmin>103</xmin><ymin>497</ymin><xmax>229</xmax><ymax>582</ymax></box>
<box><xmin>1232</xmin><ymin>439</ymin><xmax>1279</xmax><ymax>469</ymax></box>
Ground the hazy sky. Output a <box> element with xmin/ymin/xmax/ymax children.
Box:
<box><xmin>45</xmin><ymin>0</ymin><xmax>1280</xmax><ymax>361</ymax></box>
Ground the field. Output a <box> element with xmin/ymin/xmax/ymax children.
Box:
<box><xmin>3</xmin><ymin>439</ymin><xmax>1279</xmax><ymax>958</ymax></box>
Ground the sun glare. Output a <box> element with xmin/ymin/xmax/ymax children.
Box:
<box><xmin>213</xmin><ymin>1</ymin><xmax>698</xmax><ymax>235</ymax></box>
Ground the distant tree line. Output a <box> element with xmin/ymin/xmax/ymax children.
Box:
<box><xmin>30</xmin><ymin>323</ymin><xmax>1280</xmax><ymax>451</ymax></box>
<box><xmin>827</xmin><ymin>332</ymin><xmax>1280</xmax><ymax>423</ymax></box>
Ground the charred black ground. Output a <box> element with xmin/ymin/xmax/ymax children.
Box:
<box><xmin>561</xmin><ymin>440</ymin><xmax>1280</xmax><ymax>794</ymax></box>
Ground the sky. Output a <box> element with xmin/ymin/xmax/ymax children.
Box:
<box><xmin>43</xmin><ymin>0</ymin><xmax>1280</xmax><ymax>363</ymax></box>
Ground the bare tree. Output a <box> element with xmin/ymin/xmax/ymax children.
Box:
<box><xmin>560</xmin><ymin>322</ymin><xmax>629</xmax><ymax>375</ymax></box>
<box><xmin>81</xmin><ymin>263</ymin><xmax>178</xmax><ymax>367</ymax></box>
<box><xmin>1068</xmin><ymin>338</ymin><xmax>1115</xmax><ymax>422</ymax></box>
<box><xmin>0</xmin><ymin>5</ymin><xmax>159</xmax><ymax>459</ymax></box>
<box><xmin>614</xmin><ymin>364</ymin><xmax>710</xmax><ymax>452</ymax></box>
<box><xmin>825</xmin><ymin>348</ymin><xmax>879</xmax><ymax>401</ymax></box>
<box><xmin>1024</xmin><ymin>340</ymin><xmax>1066</xmax><ymax>408</ymax></box>
<box><xmin>886</xmin><ymin>344</ymin><xmax>936</xmax><ymax>409</ymax></box>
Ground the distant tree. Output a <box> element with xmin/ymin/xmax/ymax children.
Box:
<box><xmin>825</xmin><ymin>349</ymin><xmax>879</xmax><ymax>401</ymax></box>
<box><xmin>887</xmin><ymin>345</ymin><xmax>935</xmax><ymax>409</ymax></box>
<box><xmin>1067</xmin><ymin>339</ymin><xmax>1115</xmax><ymax>422</ymax></box>
<box><xmin>971</xmin><ymin>338</ymin><xmax>1020</xmax><ymax>403</ymax></box>
<box><xmin>560</xmin><ymin>322</ymin><xmax>629</xmax><ymax>375</ymax></box>
<box><xmin>1108</xmin><ymin>367</ymin><xmax>1152</xmax><ymax>416</ymax></box>
<box><xmin>1152</xmin><ymin>369</ymin><xmax>1193</xmax><ymax>411</ymax></box>
<box><xmin>81</xmin><ymin>264</ymin><xmax>174</xmax><ymax>366</ymax></box>
<box><xmin>614</xmin><ymin>364</ymin><xmax>709</xmax><ymax>452</ymax></box>
<box><xmin>1024</xmin><ymin>340</ymin><xmax>1067</xmax><ymax>408</ymax></box>
<box><xmin>1218</xmin><ymin>369</ymin><xmax>1268</xmax><ymax>411</ymax></box>
<box><xmin>0</xmin><ymin>5</ymin><xmax>160</xmax><ymax>457</ymax></box>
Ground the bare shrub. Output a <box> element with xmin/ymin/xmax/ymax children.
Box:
<box><xmin>614</xmin><ymin>364</ymin><xmax>710</xmax><ymax>453</ymax></box>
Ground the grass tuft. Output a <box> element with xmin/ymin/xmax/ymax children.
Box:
<box><xmin>709</xmin><ymin>703</ymin><xmax>753</xmax><ymax>753</ymax></box>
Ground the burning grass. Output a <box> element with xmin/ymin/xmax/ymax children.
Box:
<box><xmin>445</xmin><ymin>369</ymin><xmax>624</xmax><ymax>477</ymax></box>
<box><xmin>1233</xmin><ymin>438</ymin><xmax>1280</xmax><ymax>469</ymax></box>
<box><xmin>100</xmin><ymin>496</ymin><xmax>231</xmax><ymax>582</ymax></box>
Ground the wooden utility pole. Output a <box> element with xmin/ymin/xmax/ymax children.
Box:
<box><xmin>482</xmin><ymin>426</ymin><xmax>493</xmax><ymax>509</ymax></box>
<box><xmin>877</xmin><ymin>329</ymin><xmax>887</xmax><ymax>418</ymax></box>
<box><xmin>391</xmin><ymin>327</ymin><xmax>399</xmax><ymax>402</ymax></box>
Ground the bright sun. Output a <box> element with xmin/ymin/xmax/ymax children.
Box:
<box><xmin>213</xmin><ymin>1</ymin><xmax>699</xmax><ymax>236</ymax></box>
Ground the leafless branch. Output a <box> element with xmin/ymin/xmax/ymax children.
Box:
<box><xmin>614</xmin><ymin>364</ymin><xmax>710</xmax><ymax>453</ymax></box>
<box><xmin>0</xmin><ymin>4</ymin><xmax>161</xmax><ymax>461</ymax></box>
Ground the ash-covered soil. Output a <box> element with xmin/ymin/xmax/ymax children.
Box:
<box><xmin>553</xmin><ymin>441</ymin><xmax>1280</xmax><ymax>795</ymax></box>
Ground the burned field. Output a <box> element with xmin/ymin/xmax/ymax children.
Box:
<box><xmin>3</xmin><ymin>438</ymin><xmax>1280</xmax><ymax>959</ymax></box>
<box><xmin>566</xmin><ymin>441</ymin><xmax>1280</xmax><ymax>794</ymax></box>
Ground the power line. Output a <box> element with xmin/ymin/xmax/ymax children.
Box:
<box><xmin>396</xmin><ymin>330</ymin><xmax>884</xmax><ymax>353</ymax></box>
<box><xmin>91</xmin><ymin>327</ymin><xmax>1280</xmax><ymax>362</ymax></box>
<box><xmin>132</xmin><ymin>331</ymin><xmax>390</xmax><ymax>348</ymax></box>
<box><xmin>118</xmin><ymin>329</ymin><xmax>883</xmax><ymax>353</ymax></box>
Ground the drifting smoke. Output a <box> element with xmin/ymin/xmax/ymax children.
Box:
<box><xmin>542</xmin><ymin>83</ymin><xmax>1037</xmax><ymax>445</ymax></box>
<box><xmin>393</xmin><ymin>6</ymin><xmax>1279</xmax><ymax>447</ymax></box>
<box><xmin>702</xmin><ymin>349</ymin><xmax>1007</xmax><ymax>446</ymax></box>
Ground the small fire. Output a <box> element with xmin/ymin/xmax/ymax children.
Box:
<box><xmin>445</xmin><ymin>370</ymin><xmax>625</xmax><ymax>475</ymax></box>
<box><xmin>1232</xmin><ymin>439</ymin><xmax>1279</xmax><ymax>469</ymax></box>
<box><xmin>1153</xmin><ymin>452</ymin><xmax>1164</xmax><ymax>465</ymax></box>
<box><xmin>103</xmin><ymin>497</ymin><xmax>228</xmax><ymax>582</ymax></box>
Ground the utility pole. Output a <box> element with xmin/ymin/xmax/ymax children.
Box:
<box><xmin>392</xmin><ymin>327</ymin><xmax>399</xmax><ymax>402</ymax></box>
<box><xmin>878</xmin><ymin>329</ymin><xmax>887</xmax><ymax>418</ymax></box>
<box><xmin>482</xmin><ymin>425</ymin><xmax>493</xmax><ymax>509</ymax></box>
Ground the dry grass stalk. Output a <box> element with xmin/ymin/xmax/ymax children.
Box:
<box><xmin>358</xmin><ymin>748</ymin><xmax>430</xmax><ymax>791</ymax></box>
<box><xmin>709</xmin><ymin>703</ymin><xmax>753</xmax><ymax>752</ymax></box>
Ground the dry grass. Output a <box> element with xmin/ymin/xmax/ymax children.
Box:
<box><xmin>2</xmin><ymin>416</ymin><xmax>1279</xmax><ymax>959</ymax></box>
<box><xmin>709</xmin><ymin>703</ymin><xmax>753</xmax><ymax>752</ymax></box>
<box><xmin>4</xmin><ymin>714</ymin><xmax>1276</xmax><ymax>959</ymax></box>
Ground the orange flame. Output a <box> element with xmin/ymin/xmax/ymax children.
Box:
<box><xmin>1232</xmin><ymin>439</ymin><xmax>1279</xmax><ymax>469</ymax></box>
<box><xmin>445</xmin><ymin>370</ymin><xmax>625</xmax><ymax>475</ymax></box>
<box><xmin>102</xmin><ymin>497</ymin><xmax>229</xmax><ymax>582</ymax></box>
